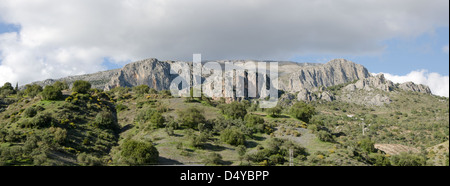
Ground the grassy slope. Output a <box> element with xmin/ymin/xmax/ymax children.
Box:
<box><xmin>1</xmin><ymin>86</ymin><xmax>448</xmax><ymax>166</ymax></box>
<box><xmin>0</xmin><ymin>92</ymin><xmax>118</xmax><ymax>165</ymax></box>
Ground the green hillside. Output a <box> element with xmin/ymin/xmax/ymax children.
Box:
<box><xmin>0</xmin><ymin>81</ymin><xmax>448</xmax><ymax>166</ymax></box>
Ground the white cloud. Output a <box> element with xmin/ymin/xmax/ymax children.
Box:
<box><xmin>377</xmin><ymin>70</ymin><xmax>449</xmax><ymax>97</ymax></box>
<box><xmin>0</xmin><ymin>0</ymin><xmax>448</xmax><ymax>85</ymax></box>
<box><xmin>443</xmin><ymin>45</ymin><xmax>449</xmax><ymax>54</ymax></box>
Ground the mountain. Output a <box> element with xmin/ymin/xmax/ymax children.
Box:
<box><xmin>27</xmin><ymin>58</ymin><xmax>431</xmax><ymax>99</ymax></box>
<box><xmin>280</xmin><ymin>59</ymin><xmax>370</xmax><ymax>92</ymax></box>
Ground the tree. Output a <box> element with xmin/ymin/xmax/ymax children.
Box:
<box><xmin>120</xmin><ymin>140</ymin><xmax>159</xmax><ymax>165</ymax></box>
<box><xmin>203</xmin><ymin>153</ymin><xmax>223</xmax><ymax>165</ymax></box>
<box><xmin>177</xmin><ymin>107</ymin><xmax>206</xmax><ymax>129</ymax></box>
<box><xmin>24</xmin><ymin>84</ymin><xmax>43</xmax><ymax>98</ymax></box>
<box><xmin>289</xmin><ymin>102</ymin><xmax>316</xmax><ymax>123</ymax></box>
<box><xmin>23</xmin><ymin>107</ymin><xmax>37</xmax><ymax>118</ymax></box>
<box><xmin>133</xmin><ymin>85</ymin><xmax>150</xmax><ymax>96</ymax></box>
<box><xmin>369</xmin><ymin>153</ymin><xmax>391</xmax><ymax>166</ymax></box>
<box><xmin>72</xmin><ymin>80</ymin><xmax>91</xmax><ymax>94</ymax></box>
<box><xmin>266</xmin><ymin>105</ymin><xmax>282</xmax><ymax>117</ymax></box>
<box><xmin>149</xmin><ymin>88</ymin><xmax>158</xmax><ymax>94</ymax></box>
<box><xmin>15</xmin><ymin>82</ymin><xmax>18</xmax><ymax>92</ymax></box>
<box><xmin>220</xmin><ymin>127</ymin><xmax>246</xmax><ymax>146</ymax></box>
<box><xmin>390</xmin><ymin>153</ymin><xmax>426</xmax><ymax>166</ymax></box>
<box><xmin>237</xmin><ymin>145</ymin><xmax>247</xmax><ymax>157</ymax></box>
<box><xmin>219</xmin><ymin>101</ymin><xmax>248</xmax><ymax>120</ymax></box>
<box><xmin>94</xmin><ymin>111</ymin><xmax>118</xmax><ymax>130</ymax></box>
<box><xmin>244</xmin><ymin>114</ymin><xmax>265</xmax><ymax>133</ymax></box>
<box><xmin>53</xmin><ymin>81</ymin><xmax>69</xmax><ymax>91</ymax></box>
<box><xmin>236</xmin><ymin>145</ymin><xmax>247</xmax><ymax>162</ymax></box>
<box><xmin>317</xmin><ymin>130</ymin><xmax>334</xmax><ymax>142</ymax></box>
<box><xmin>359</xmin><ymin>138</ymin><xmax>376</xmax><ymax>153</ymax></box>
<box><xmin>2</xmin><ymin>82</ymin><xmax>14</xmax><ymax>92</ymax></box>
<box><xmin>42</xmin><ymin>85</ymin><xmax>63</xmax><ymax>100</ymax></box>
<box><xmin>150</xmin><ymin>111</ymin><xmax>165</xmax><ymax>128</ymax></box>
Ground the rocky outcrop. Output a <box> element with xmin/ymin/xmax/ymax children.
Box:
<box><xmin>297</xmin><ymin>89</ymin><xmax>315</xmax><ymax>102</ymax></box>
<box><xmin>285</xmin><ymin>59</ymin><xmax>370</xmax><ymax>92</ymax></box>
<box><xmin>399</xmin><ymin>82</ymin><xmax>431</xmax><ymax>94</ymax></box>
<box><xmin>25</xmin><ymin>58</ymin><xmax>432</xmax><ymax>101</ymax></box>
<box><xmin>343</xmin><ymin>74</ymin><xmax>431</xmax><ymax>95</ymax></box>
<box><xmin>297</xmin><ymin>89</ymin><xmax>335</xmax><ymax>102</ymax></box>
<box><xmin>25</xmin><ymin>69</ymin><xmax>120</xmax><ymax>90</ymax></box>
<box><xmin>339</xmin><ymin>92</ymin><xmax>392</xmax><ymax>106</ymax></box>
<box><xmin>344</xmin><ymin>74</ymin><xmax>394</xmax><ymax>92</ymax></box>
<box><xmin>319</xmin><ymin>91</ymin><xmax>335</xmax><ymax>102</ymax></box>
<box><xmin>104</xmin><ymin>58</ymin><xmax>174</xmax><ymax>91</ymax></box>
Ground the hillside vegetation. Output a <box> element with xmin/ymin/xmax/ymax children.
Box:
<box><xmin>0</xmin><ymin>80</ymin><xmax>448</xmax><ymax>166</ymax></box>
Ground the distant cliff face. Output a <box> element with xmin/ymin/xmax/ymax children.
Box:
<box><xmin>104</xmin><ymin>58</ymin><xmax>174</xmax><ymax>91</ymax></box>
<box><xmin>102</xmin><ymin>58</ymin><xmax>371</xmax><ymax>93</ymax></box>
<box><xmin>282</xmin><ymin>59</ymin><xmax>370</xmax><ymax>92</ymax></box>
<box><xmin>27</xmin><ymin>58</ymin><xmax>432</xmax><ymax>99</ymax></box>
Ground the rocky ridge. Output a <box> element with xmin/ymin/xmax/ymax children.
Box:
<box><xmin>25</xmin><ymin>58</ymin><xmax>433</xmax><ymax>105</ymax></box>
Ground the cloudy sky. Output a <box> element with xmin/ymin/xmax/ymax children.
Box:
<box><xmin>0</xmin><ymin>0</ymin><xmax>448</xmax><ymax>97</ymax></box>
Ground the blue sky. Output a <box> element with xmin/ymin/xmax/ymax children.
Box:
<box><xmin>290</xmin><ymin>27</ymin><xmax>449</xmax><ymax>76</ymax></box>
<box><xmin>0</xmin><ymin>23</ymin><xmax>20</xmax><ymax>34</ymax></box>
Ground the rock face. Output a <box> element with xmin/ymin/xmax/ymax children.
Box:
<box><xmin>319</xmin><ymin>91</ymin><xmax>335</xmax><ymax>102</ymax></box>
<box><xmin>297</xmin><ymin>89</ymin><xmax>315</xmax><ymax>102</ymax></box>
<box><xmin>399</xmin><ymin>82</ymin><xmax>432</xmax><ymax>94</ymax></box>
<box><xmin>345</xmin><ymin>74</ymin><xmax>394</xmax><ymax>92</ymax></box>
<box><xmin>284</xmin><ymin>59</ymin><xmax>370</xmax><ymax>92</ymax></box>
<box><xmin>104</xmin><ymin>58</ymin><xmax>174</xmax><ymax>91</ymax></box>
<box><xmin>25</xmin><ymin>58</ymin><xmax>432</xmax><ymax>100</ymax></box>
<box><xmin>25</xmin><ymin>69</ymin><xmax>120</xmax><ymax>90</ymax></box>
<box><xmin>343</xmin><ymin>74</ymin><xmax>431</xmax><ymax>95</ymax></box>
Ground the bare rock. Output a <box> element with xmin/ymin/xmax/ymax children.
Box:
<box><xmin>399</xmin><ymin>82</ymin><xmax>431</xmax><ymax>94</ymax></box>
<box><xmin>319</xmin><ymin>91</ymin><xmax>335</xmax><ymax>102</ymax></box>
<box><xmin>286</xmin><ymin>59</ymin><xmax>370</xmax><ymax>92</ymax></box>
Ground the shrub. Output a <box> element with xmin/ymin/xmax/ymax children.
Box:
<box><xmin>203</xmin><ymin>153</ymin><xmax>223</xmax><ymax>165</ymax></box>
<box><xmin>119</xmin><ymin>140</ymin><xmax>159</xmax><ymax>165</ymax></box>
<box><xmin>236</xmin><ymin>145</ymin><xmax>247</xmax><ymax>158</ymax></box>
<box><xmin>189</xmin><ymin>131</ymin><xmax>210</xmax><ymax>148</ymax></box>
<box><xmin>289</xmin><ymin>102</ymin><xmax>316</xmax><ymax>123</ymax></box>
<box><xmin>136</xmin><ymin>108</ymin><xmax>156</xmax><ymax>122</ymax></box>
<box><xmin>359</xmin><ymin>138</ymin><xmax>376</xmax><ymax>153</ymax></box>
<box><xmin>369</xmin><ymin>153</ymin><xmax>391</xmax><ymax>166</ymax></box>
<box><xmin>219</xmin><ymin>102</ymin><xmax>247</xmax><ymax>120</ymax></box>
<box><xmin>77</xmin><ymin>153</ymin><xmax>103</xmax><ymax>166</ymax></box>
<box><xmin>42</xmin><ymin>85</ymin><xmax>63</xmax><ymax>100</ymax></box>
<box><xmin>0</xmin><ymin>82</ymin><xmax>15</xmax><ymax>96</ymax></box>
<box><xmin>220</xmin><ymin>127</ymin><xmax>245</xmax><ymax>146</ymax></box>
<box><xmin>23</xmin><ymin>107</ymin><xmax>37</xmax><ymax>118</ymax></box>
<box><xmin>116</xmin><ymin>103</ymin><xmax>128</xmax><ymax>112</ymax></box>
<box><xmin>94</xmin><ymin>111</ymin><xmax>118</xmax><ymax>130</ymax></box>
<box><xmin>53</xmin><ymin>127</ymin><xmax>67</xmax><ymax>144</ymax></box>
<box><xmin>307</xmin><ymin>124</ymin><xmax>318</xmax><ymax>133</ymax></box>
<box><xmin>244</xmin><ymin>114</ymin><xmax>265</xmax><ymax>133</ymax></box>
<box><xmin>149</xmin><ymin>88</ymin><xmax>158</xmax><ymax>94</ymax></box>
<box><xmin>25</xmin><ymin>84</ymin><xmax>43</xmax><ymax>98</ymax></box>
<box><xmin>150</xmin><ymin>111</ymin><xmax>165</xmax><ymax>128</ymax></box>
<box><xmin>72</xmin><ymin>80</ymin><xmax>91</xmax><ymax>94</ymax></box>
<box><xmin>317</xmin><ymin>130</ymin><xmax>334</xmax><ymax>142</ymax></box>
<box><xmin>266</xmin><ymin>105</ymin><xmax>282</xmax><ymax>117</ymax></box>
<box><xmin>177</xmin><ymin>107</ymin><xmax>206</xmax><ymax>129</ymax></box>
<box><xmin>20</xmin><ymin>112</ymin><xmax>54</xmax><ymax>128</ymax></box>
<box><xmin>390</xmin><ymin>153</ymin><xmax>426</xmax><ymax>166</ymax></box>
<box><xmin>53</xmin><ymin>81</ymin><xmax>69</xmax><ymax>91</ymax></box>
<box><xmin>133</xmin><ymin>85</ymin><xmax>150</xmax><ymax>96</ymax></box>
